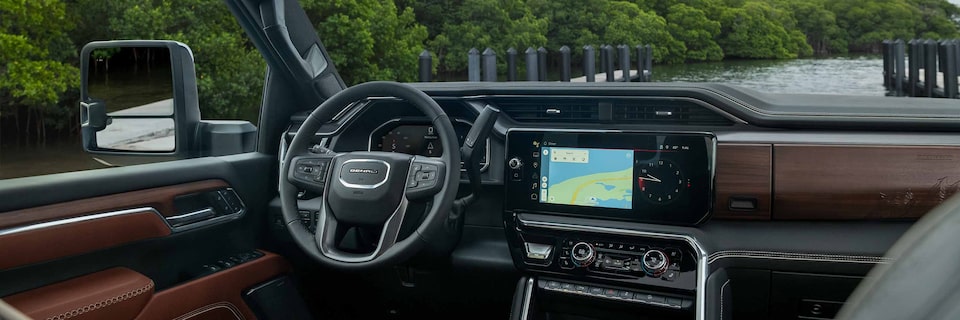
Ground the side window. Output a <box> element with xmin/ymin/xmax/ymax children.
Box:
<box><xmin>0</xmin><ymin>1</ymin><xmax>264</xmax><ymax>180</ymax></box>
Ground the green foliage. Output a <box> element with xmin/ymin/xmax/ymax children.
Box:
<box><xmin>427</xmin><ymin>0</ymin><xmax>548</xmax><ymax>72</ymax></box>
<box><xmin>302</xmin><ymin>0</ymin><xmax>429</xmax><ymax>85</ymax></box>
<box><xmin>0</xmin><ymin>0</ymin><xmax>79</xmax><ymax>131</ymax></box>
<box><xmin>666</xmin><ymin>4</ymin><xmax>723</xmax><ymax>61</ymax></box>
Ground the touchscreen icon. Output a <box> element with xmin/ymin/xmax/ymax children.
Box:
<box><xmin>542</xmin><ymin>149</ymin><xmax>549</xmax><ymax>156</ymax></box>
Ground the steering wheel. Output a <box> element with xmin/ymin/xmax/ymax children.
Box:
<box><xmin>279</xmin><ymin>81</ymin><xmax>460</xmax><ymax>270</ymax></box>
<box><xmin>836</xmin><ymin>192</ymin><xmax>960</xmax><ymax>319</ymax></box>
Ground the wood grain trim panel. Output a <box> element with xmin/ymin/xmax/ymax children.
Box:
<box><xmin>135</xmin><ymin>251</ymin><xmax>289</xmax><ymax>320</ymax></box>
<box><xmin>713</xmin><ymin>144</ymin><xmax>772</xmax><ymax>220</ymax></box>
<box><xmin>0</xmin><ymin>210</ymin><xmax>171</xmax><ymax>270</ymax></box>
<box><xmin>0</xmin><ymin>179</ymin><xmax>227</xmax><ymax>229</ymax></box>
<box><xmin>774</xmin><ymin>145</ymin><xmax>960</xmax><ymax>220</ymax></box>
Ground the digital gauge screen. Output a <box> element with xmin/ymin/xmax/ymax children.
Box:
<box><xmin>369</xmin><ymin>121</ymin><xmax>488</xmax><ymax>171</ymax></box>
<box><xmin>377</xmin><ymin>125</ymin><xmax>444</xmax><ymax>156</ymax></box>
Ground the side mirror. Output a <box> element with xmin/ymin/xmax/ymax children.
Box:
<box><xmin>80</xmin><ymin>41</ymin><xmax>200</xmax><ymax>156</ymax></box>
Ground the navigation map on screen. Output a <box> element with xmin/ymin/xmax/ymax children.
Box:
<box><xmin>539</xmin><ymin>147</ymin><xmax>634</xmax><ymax>209</ymax></box>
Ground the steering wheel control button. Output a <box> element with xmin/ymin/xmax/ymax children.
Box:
<box><xmin>524</xmin><ymin>242</ymin><xmax>554</xmax><ymax>260</ymax></box>
<box><xmin>570</xmin><ymin>242</ymin><xmax>596</xmax><ymax>267</ymax></box>
<box><xmin>642</xmin><ymin>249</ymin><xmax>669</xmax><ymax>276</ymax></box>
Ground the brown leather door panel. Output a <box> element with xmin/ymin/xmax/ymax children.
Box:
<box><xmin>0</xmin><ymin>211</ymin><xmax>171</xmax><ymax>270</ymax></box>
<box><xmin>136</xmin><ymin>251</ymin><xmax>290</xmax><ymax>320</ymax></box>
<box><xmin>0</xmin><ymin>180</ymin><xmax>231</xmax><ymax>271</ymax></box>
<box><xmin>5</xmin><ymin>267</ymin><xmax>154</xmax><ymax>320</ymax></box>
<box><xmin>3</xmin><ymin>251</ymin><xmax>289</xmax><ymax>320</ymax></box>
<box><xmin>0</xmin><ymin>180</ymin><xmax>227</xmax><ymax>229</ymax></box>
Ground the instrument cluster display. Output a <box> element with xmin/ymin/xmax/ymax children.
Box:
<box><xmin>369</xmin><ymin>120</ymin><xmax>488</xmax><ymax>171</ymax></box>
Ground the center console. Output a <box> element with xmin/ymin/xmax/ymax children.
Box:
<box><xmin>503</xmin><ymin>129</ymin><xmax>715</xmax><ymax>320</ymax></box>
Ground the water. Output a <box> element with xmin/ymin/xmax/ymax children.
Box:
<box><xmin>1</xmin><ymin>56</ymin><xmax>889</xmax><ymax>179</ymax></box>
<box><xmin>654</xmin><ymin>55</ymin><xmax>886</xmax><ymax>96</ymax></box>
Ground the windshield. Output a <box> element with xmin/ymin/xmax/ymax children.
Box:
<box><xmin>2</xmin><ymin>0</ymin><xmax>959</xmax><ymax>179</ymax></box>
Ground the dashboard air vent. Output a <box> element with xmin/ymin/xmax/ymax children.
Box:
<box><xmin>497</xmin><ymin>100</ymin><xmax>599</xmax><ymax>123</ymax></box>
<box><xmin>612</xmin><ymin>100</ymin><xmax>733</xmax><ymax>125</ymax></box>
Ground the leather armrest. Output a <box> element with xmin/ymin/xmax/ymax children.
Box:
<box><xmin>4</xmin><ymin>268</ymin><xmax>153</xmax><ymax>320</ymax></box>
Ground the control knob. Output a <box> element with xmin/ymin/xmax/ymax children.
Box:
<box><xmin>641</xmin><ymin>249</ymin><xmax>669</xmax><ymax>276</ymax></box>
<box><xmin>570</xmin><ymin>242</ymin><xmax>596</xmax><ymax>267</ymax></box>
<box><xmin>508</xmin><ymin>157</ymin><xmax>523</xmax><ymax>169</ymax></box>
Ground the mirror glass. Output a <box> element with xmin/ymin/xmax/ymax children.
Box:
<box><xmin>87</xmin><ymin>46</ymin><xmax>175</xmax><ymax>152</ymax></box>
<box><xmin>96</xmin><ymin>118</ymin><xmax>175</xmax><ymax>151</ymax></box>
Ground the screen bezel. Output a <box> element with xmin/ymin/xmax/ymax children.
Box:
<box><xmin>504</xmin><ymin>129</ymin><xmax>717</xmax><ymax>225</ymax></box>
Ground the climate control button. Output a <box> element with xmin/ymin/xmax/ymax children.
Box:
<box><xmin>641</xmin><ymin>249</ymin><xmax>669</xmax><ymax>276</ymax></box>
<box><xmin>570</xmin><ymin>242</ymin><xmax>596</xmax><ymax>267</ymax></box>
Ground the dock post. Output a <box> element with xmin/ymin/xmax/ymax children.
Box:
<box><xmin>909</xmin><ymin>39</ymin><xmax>920</xmax><ymax>96</ymax></box>
<box><xmin>584</xmin><ymin>45</ymin><xmax>596</xmax><ymax>82</ymax></box>
<box><xmin>468</xmin><ymin>48</ymin><xmax>480</xmax><ymax>82</ymax></box>
<box><xmin>644</xmin><ymin>45</ymin><xmax>653</xmax><ymax>81</ymax></box>
<box><xmin>636</xmin><ymin>45</ymin><xmax>645</xmax><ymax>82</ymax></box>
<box><xmin>925</xmin><ymin>39</ymin><xmax>938</xmax><ymax>97</ymax></box>
<box><xmin>882</xmin><ymin>40</ymin><xmax>892</xmax><ymax>89</ymax></box>
<box><xmin>537</xmin><ymin>47</ymin><xmax>548</xmax><ymax>81</ymax></box>
<box><xmin>482</xmin><ymin>48</ymin><xmax>497</xmax><ymax>82</ymax></box>
<box><xmin>418</xmin><ymin>50</ymin><xmax>431</xmax><ymax>82</ymax></box>
<box><xmin>560</xmin><ymin>46</ymin><xmax>571</xmax><ymax>82</ymax></box>
<box><xmin>525</xmin><ymin>47</ymin><xmax>538</xmax><ymax>81</ymax></box>
<box><xmin>941</xmin><ymin>40</ymin><xmax>958</xmax><ymax>98</ymax></box>
<box><xmin>618</xmin><ymin>44</ymin><xmax>630</xmax><ymax>82</ymax></box>
<box><xmin>894</xmin><ymin>40</ymin><xmax>905</xmax><ymax>96</ymax></box>
<box><xmin>506</xmin><ymin>48</ymin><xmax>517</xmax><ymax>81</ymax></box>
<box><xmin>599</xmin><ymin>45</ymin><xmax>608</xmax><ymax>78</ymax></box>
<box><xmin>604</xmin><ymin>45</ymin><xmax>616</xmax><ymax>82</ymax></box>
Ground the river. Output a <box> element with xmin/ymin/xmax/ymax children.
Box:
<box><xmin>1</xmin><ymin>56</ymin><xmax>889</xmax><ymax>179</ymax></box>
<box><xmin>654</xmin><ymin>55</ymin><xmax>886</xmax><ymax>96</ymax></box>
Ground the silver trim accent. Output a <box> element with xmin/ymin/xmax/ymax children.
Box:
<box><xmin>516</xmin><ymin>217</ymin><xmax>708</xmax><ymax>320</ymax></box>
<box><xmin>521</xmin><ymin>277</ymin><xmax>534</xmax><ymax>320</ymax></box>
<box><xmin>524</xmin><ymin>242</ymin><xmax>554</xmax><ymax>260</ymax></box>
<box><xmin>366</xmin><ymin>118</ymin><xmax>491</xmax><ymax>172</ymax></box>
<box><xmin>539</xmin><ymin>283</ymin><xmax>683</xmax><ymax>309</ymax></box>
<box><xmin>708</xmin><ymin>250</ymin><xmax>891</xmax><ymax>265</ymax></box>
<box><xmin>165</xmin><ymin>208</ymin><xmax>215</xmax><ymax>226</ymax></box>
<box><xmin>337</xmin><ymin>159</ymin><xmax>391</xmax><ymax>189</ymax></box>
<box><xmin>0</xmin><ymin>207</ymin><xmax>172</xmax><ymax>236</ymax></box>
<box><xmin>720</xmin><ymin>279</ymin><xmax>730</xmax><ymax>319</ymax></box>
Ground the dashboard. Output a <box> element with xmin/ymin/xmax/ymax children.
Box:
<box><xmin>284</xmin><ymin>82</ymin><xmax>960</xmax><ymax>320</ymax></box>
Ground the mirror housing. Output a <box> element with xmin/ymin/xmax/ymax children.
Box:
<box><xmin>80</xmin><ymin>40</ymin><xmax>200</xmax><ymax>157</ymax></box>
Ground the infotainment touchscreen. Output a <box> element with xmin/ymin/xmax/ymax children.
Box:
<box><xmin>504</xmin><ymin>130</ymin><xmax>716</xmax><ymax>225</ymax></box>
<box><xmin>540</xmin><ymin>147</ymin><xmax>634</xmax><ymax>209</ymax></box>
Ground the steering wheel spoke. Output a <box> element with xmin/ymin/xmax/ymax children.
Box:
<box><xmin>405</xmin><ymin>156</ymin><xmax>446</xmax><ymax>200</ymax></box>
<box><xmin>287</xmin><ymin>154</ymin><xmax>337</xmax><ymax>194</ymax></box>
<box><xmin>314</xmin><ymin>196</ymin><xmax>409</xmax><ymax>263</ymax></box>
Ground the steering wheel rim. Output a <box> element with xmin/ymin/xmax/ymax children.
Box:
<box><xmin>836</xmin><ymin>192</ymin><xmax>960</xmax><ymax>319</ymax></box>
<box><xmin>279</xmin><ymin>81</ymin><xmax>460</xmax><ymax>270</ymax></box>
